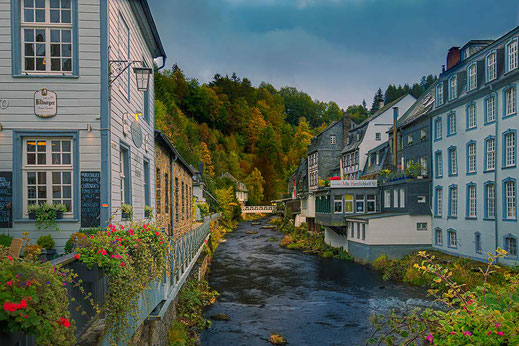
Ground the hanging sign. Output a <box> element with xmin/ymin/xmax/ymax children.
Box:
<box><xmin>330</xmin><ymin>180</ymin><xmax>378</xmax><ymax>188</ymax></box>
<box><xmin>131</xmin><ymin>120</ymin><xmax>143</xmax><ymax>148</ymax></box>
<box><xmin>34</xmin><ymin>89</ymin><xmax>57</xmax><ymax>118</ymax></box>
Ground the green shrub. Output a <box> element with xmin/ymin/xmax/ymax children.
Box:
<box><xmin>36</xmin><ymin>234</ymin><xmax>55</xmax><ymax>250</ymax></box>
<box><xmin>0</xmin><ymin>234</ymin><xmax>13</xmax><ymax>247</ymax></box>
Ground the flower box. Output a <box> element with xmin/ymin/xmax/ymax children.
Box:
<box><xmin>145</xmin><ymin>210</ymin><xmax>152</xmax><ymax>218</ymax></box>
<box><xmin>69</xmin><ymin>260</ymin><xmax>105</xmax><ymax>282</ymax></box>
<box><xmin>28</xmin><ymin>212</ymin><xmax>36</xmax><ymax>220</ymax></box>
<box><xmin>122</xmin><ymin>211</ymin><xmax>131</xmax><ymax>220</ymax></box>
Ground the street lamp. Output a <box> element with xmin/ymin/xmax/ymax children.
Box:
<box><xmin>133</xmin><ymin>66</ymin><xmax>153</xmax><ymax>92</ymax></box>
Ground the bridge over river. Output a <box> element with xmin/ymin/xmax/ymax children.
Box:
<box><xmin>241</xmin><ymin>205</ymin><xmax>276</xmax><ymax>214</ymax></box>
<box><xmin>201</xmin><ymin>217</ymin><xmax>432</xmax><ymax>345</ymax></box>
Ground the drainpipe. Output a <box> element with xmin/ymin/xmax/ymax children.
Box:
<box><xmin>491</xmin><ymin>84</ymin><xmax>499</xmax><ymax>263</ymax></box>
<box><xmin>393</xmin><ymin>107</ymin><xmax>399</xmax><ymax>167</ymax></box>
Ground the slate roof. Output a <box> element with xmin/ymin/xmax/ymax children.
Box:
<box><xmin>395</xmin><ymin>83</ymin><xmax>437</xmax><ymax>129</ymax></box>
<box><xmin>363</xmin><ymin>142</ymin><xmax>389</xmax><ymax>176</ymax></box>
<box><xmin>355</xmin><ymin>94</ymin><xmax>407</xmax><ymax>128</ymax></box>
<box><xmin>341</xmin><ymin>125</ymin><xmax>367</xmax><ymax>153</ymax></box>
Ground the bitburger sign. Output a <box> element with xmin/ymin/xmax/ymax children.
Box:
<box><xmin>34</xmin><ymin>88</ymin><xmax>57</xmax><ymax>118</ymax></box>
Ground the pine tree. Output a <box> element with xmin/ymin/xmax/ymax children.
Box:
<box><xmin>370</xmin><ymin>88</ymin><xmax>384</xmax><ymax>114</ymax></box>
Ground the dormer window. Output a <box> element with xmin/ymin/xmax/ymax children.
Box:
<box><xmin>468</xmin><ymin>63</ymin><xmax>477</xmax><ymax>92</ymax></box>
<box><xmin>436</xmin><ymin>83</ymin><xmax>444</xmax><ymax>107</ymax></box>
<box><xmin>507</xmin><ymin>38</ymin><xmax>518</xmax><ymax>72</ymax></box>
<box><xmin>448</xmin><ymin>76</ymin><xmax>457</xmax><ymax>100</ymax></box>
<box><xmin>356</xmin><ymin>133</ymin><xmax>360</xmax><ymax>141</ymax></box>
<box><xmin>487</xmin><ymin>51</ymin><xmax>497</xmax><ymax>82</ymax></box>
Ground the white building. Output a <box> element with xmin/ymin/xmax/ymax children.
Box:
<box><xmin>0</xmin><ymin>0</ymin><xmax>166</xmax><ymax>251</ymax></box>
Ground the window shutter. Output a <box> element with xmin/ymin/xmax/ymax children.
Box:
<box><xmin>497</xmin><ymin>47</ymin><xmax>505</xmax><ymax>79</ymax></box>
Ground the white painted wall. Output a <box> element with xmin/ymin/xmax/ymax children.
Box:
<box><xmin>324</xmin><ymin>227</ymin><xmax>348</xmax><ymax>250</ymax></box>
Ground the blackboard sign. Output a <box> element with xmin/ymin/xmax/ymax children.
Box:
<box><xmin>81</xmin><ymin>172</ymin><xmax>101</xmax><ymax>228</ymax></box>
<box><xmin>0</xmin><ymin>172</ymin><xmax>12</xmax><ymax>228</ymax></box>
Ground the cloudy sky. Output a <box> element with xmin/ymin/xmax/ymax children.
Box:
<box><xmin>149</xmin><ymin>0</ymin><xmax>519</xmax><ymax>108</ymax></box>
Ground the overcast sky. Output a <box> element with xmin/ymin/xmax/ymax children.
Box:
<box><xmin>149</xmin><ymin>0</ymin><xmax>519</xmax><ymax>108</ymax></box>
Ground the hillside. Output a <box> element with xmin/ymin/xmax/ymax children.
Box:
<box><xmin>154</xmin><ymin>66</ymin><xmax>351</xmax><ymax>204</ymax></box>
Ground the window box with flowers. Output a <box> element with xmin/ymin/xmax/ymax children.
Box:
<box><xmin>27</xmin><ymin>203</ymin><xmax>68</xmax><ymax>231</ymax></box>
<box><xmin>121</xmin><ymin>203</ymin><xmax>133</xmax><ymax>221</ymax></box>
<box><xmin>144</xmin><ymin>205</ymin><xmax>153</xmax><ymax>219</ymax></box>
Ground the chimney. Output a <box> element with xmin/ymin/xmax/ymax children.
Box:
<box><xmin>446</xmin><ymin>47</ymin><xmax>461</xmax><ymax>70</ymax></box>
<box><xmin>378</xmin><ymin>100</ymin><xmax>384</xmax><ymax>110</ymax></box>
<box><xmin>442</xmin><ymin>65</ymin><xmax>445</xmax><ymax>73</ymax></box>
<box><xmin>392</xmin><ymin>107</ymin><xmax>398</xmax><ymax>167</ymax></box>
<box><xmin>342</xmin><ymin>112</ymin><xmax>352</xmax><ymax>147</ymax></box>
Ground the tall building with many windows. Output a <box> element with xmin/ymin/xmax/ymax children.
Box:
<box><xmin>0</xmin><ymin>0</ymin><xmax>166</xmax><ymax>251</ymax></box>
<box><xmin>431</xmin><ymin>28</ymin><xmax>519</xmax><ymax>265</ymax></box>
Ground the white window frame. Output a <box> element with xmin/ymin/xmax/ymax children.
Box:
<box><xmin>399</xmin><ymin>188</ymin><xmax>405</xmax><ymax>208</ymax></box>
<box><xmin>468</xmin><ymin>143</ymin><xmax>476</xmax><ymax>173</ymax></box>
<box><xmin>384</xmin><ymin>190</ymin><xmax>391</xmax><ymax>208</ymax></box>
<box><xmin>450</xmin><ymin>186</ymin><xmax>457</xmax><ymax>217</ymax></box>
<box><xmin>449</xmin><ymin>148</ymin><xmax>457</xmax><ymax>175</ymax></box>
<box><xmin>449</xmin><ymin>76</ymin><xmax>457</xmax><ymax>100</ymax></box>
<box><xmin>23</xmin><ymin>137</ymin><xmax>74</xmax><ymax>217</ymax></box>
<box><xmin>506</xmin><ymin>87</ymin><xmax>516</xmax><ymax>116</ymax></box>
<box><xmin>487</xmin><ymin>183</ymin><xmax>495</xmax><ymax>219</ymax></box>
<box><xmin>506</xmin><ymin>181</ymin><xmax>516</xmax><ymax>219</ymax></box>
<box><xmin>467</xmin><ymin>104</ymin><xmax>476</xmax><ymax>129</ymax></box>
<box><xmin>508</xmin><ymin>39</ymin><xmax>518</xmax><ymax>72</ymax></box>
<box><xmin>487</xmin><ymin>52</ymin><xmax>497</xmax><ymax>81</ymax></box>
<box><xmin>417</xmin><ymin>222</ymin><xmax>427</xmax><ymax>231</ymax></box>
<box><xmin>449</xmin><ymin>230</ymin><xmax>457</xmax><ymax>247</ymax></box>
<box><xmin>367</xmin><ymin>194</ymin><xmax>376</xmax><ymax>213</ymax></box>
<box><xmin>505</xmin><ymin>132</ymin><xmax>516</xmax><ymax>167</ymax></box>
<box><xmin>435</xmin><ymin>118</ymin><xmax>442</xmax><ymax>140</ymax></box>
<box><xmin>333</xmin><ymin>195</ymin><xmax>343</xmax><ymax>214</ymax></box>
<box><xmin>468</xmin><ymin>185</ymin><xmax>477</xmax><ymax>218</ymax></box>
<box><xmin>468</xmin><ymin>63</ymin><xmax>477</xmax><ymax>92</ymax></box>
<box><xmin>436</xmin><ymin>188</ymin><xmax>443</xmax><ymax>217</ymax></box>
<box><xmin>436</xmin><ymin>83</ymin><xmax>444</xmax><ymax>106</ymax></box>
<box><xmin>436</xmin><ymin>229</ymin><xmax>443</xmax><ymax>245</ymax></box>
<box><xmin>448</xmin><ymin>112</ymin><xmax>456</xmax><ymax>135</ymax></box>
<box><xmin>21</xmin><ymin>0</ymin><xmax>74</xmax><ymax>75</ymax></box>
<box><xmin>487</xmin><ymin>138</ymin><xmax>495</xmax><ymax>171</ymax></box>
<box><xmin>487</xmin><ymin>96</ymin><xmax>495</xmax><ymax>122</ymax></box>
<box><xmin>506</xmin><ymin>237</ymin><xmax>517</xmax><ymax>256</ymax></box>
<box><xmin>344</xmin><ymin>194</ymin><xmax>353</xmax><ymax>214</ymax></box>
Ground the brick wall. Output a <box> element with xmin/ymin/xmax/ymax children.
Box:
<box><xmin>155</xmin><ymin>144</ymin><xmax>172</xmax><ymax>235</ymax></box>
<box><xmin>172</xmin><ymin>161</ymin><xmax>193</xmax><ymax>239</ymax></box>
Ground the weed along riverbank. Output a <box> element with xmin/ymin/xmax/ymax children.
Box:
<box><xmin>200</xmin><ymin>217</ymin><xmax>431</xmax><ymax>345</ymax></box>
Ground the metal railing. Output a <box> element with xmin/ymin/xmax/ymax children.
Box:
<box><xmin>242</xmin><ymin>206</ymin><xmax>275</xmax><ymax>213</ymax></box>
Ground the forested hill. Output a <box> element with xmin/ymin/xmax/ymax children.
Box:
<box><xmin>154</xmin><ymin>66</ymin><xmax>354</xmax><ymax>204</ymax></box>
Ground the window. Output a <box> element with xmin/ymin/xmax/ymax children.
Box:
<box><xmin>467</xmin><ymin>104</ymin><xmax>476</xmax><ymax>129</ymax></box>
<box><xmin>362</xmin><ymin>224</ymin><xmax>365</xmax><ymax>240</ymax></box>
<box><xmin>356</xmin><ymin>133</ymin><xmax>360</xmax><ymax>141</ymax></box>
<box><xmin>505</xmin><ymin>179</ymin><xmax>516</xmax><ymax>219</ymax></box>
<box><xmin>467</xmin><ymin>184</ymin><xmax>477</xmax><ymax>218</ymax></box>
<box><xmin>485</xmin><ymin>137</ymin><xmax>495</xmax><ymax>171</ymax></box>
<box><xmin>375</xmin><ymin>132</ymin><xmax>381</xmax><ymax>141</ymax></box>
<box><xmin>407</xmin><ymin>135</ymin><xmax>413</xmax><ymax>146</ymax></box>
<box><xmin>486</xmin><ymin>183</ymin><xmax>496</xmax><ymax>219</ymax></box>
<box><xmin>475</xmin><ymin>233</ymin><xmax>482</xmax><ymax>253</ymax></box>
<box><xmin>449</xmin><ymin>76</ymin><xmax>457</xmax><ymax>100</ymax></box>
<box><xmin>507</xmin><ymin>38</ymin><xmax>518</xmax><ymax>72</ymax></box>
<box><xmin>435</xmin><ymin>187</ymin><xmax>443</xmax><ymax>217</ymax></box>
<box><xmin>344</xmin><ymin>194</ymin><xmax>353</xmax><ymax>213</ymax></box>
<box><xmin>504</xmin><ymin>131</ymin><xmax>516</xmax><ymax>167</ymax></box>
<box><xmin>155</xmin><ymin>168</ymin><xmax>161</xmax><ymax>213</ymax></box>
<box><xmin>350</xmin><ymin>223</ymin><xmax>354</xmax><ymax>238</ymax></box>
<box><xmin>505</xmin><ymin>86</ymin><xmax>516</xmax><ymax>116</ymax></box>
<box><xmin>143</xmin><ymin>160</ymin><xmax>150</xmax><ymax>207</ymax></box>
<box><xmin>175</xmin><ymin>177</ymin><xmax>179</xmax><ymax>222</ymax></box>
<box><xmin>435</xmin><ymin>118</ymin><xmax>442</xmax><ymax>140</ymax></box>
<box><xmin>399</xmin><ymin>189</ymin><xmax>405</xmax><ymax>208</ymax></box>
<box><xmin>417</xmin><ymin>223</ymin><xmax>427</xmax><ymax>231</ymax></box>
<box><xmin>330</xmin><ymin>135</ymin><xmax>336</xmax><ymax>145</ymax></box>
<box><xmin>436</xmin><ymin>83</ymin><xmax>444</xmax><ymax>106</ymax></box>
<box><xmin>448</xmin><ymin>230</ymin><xmax>457</xmax><ymax>248</ymax></box>
<box><xmin>448</xmin><ymin>147</ymin><xmax>457</xmax><ymax>176</ymax></box>
<box><xmin>120</xmin><ymin>145</ymin><xmax>130</xmax><ymax>205</ymax></box>
<box><xmin>435</xmin><ymin>229</ymin><xmax>443</xmax><ymax>245</ymax></box>
<box><xmin>355</xmin><ymin>195</ymin><xmax>364</xmax><ymax>213</ymax></box>
<box><xmin>468</xmin><ymin>63</ymin><xmax>477</xmax><ymax>91</ymax></box>
<box><xmin>375</xmin><ymin>152</ymin><xmax>379</xmax><ymax>165</ymax></box>
<box><xmin>21</xmin><ymin>0</ymin><xmax>74</xmax><ymax>74</ymax></box>
<box><xmin>435</xmin><ymin>151</ymin><xmax>443</xmax><ymax>178</ymax></box>
<box><xmin>367</xmin><ymin>194</ymin><xmax>376</xmax><ymax>213</ymax></box>
<box><xmin>24</xmin><ymin>138</ymin><xmax>73</xmax><ymax>215</ymax></box>
<box><xmin>505</xmin><ymin>236</ymin><xmax>517</xmax><ymax>257</ymax></box>
<box><xmin>486</xmin><ymin>96</ymin><xmax>496</xmax><ymax>123</ymax></box>
<box><xmin>487</xmin><ymin>51</ymin><xmax>497</xmax><ymax>82</ymax></box>
<box><xmin>467</xmin><ymin>142</ymin><xmax>476</xmax><ymax>174</ymax></box>
<box><xmin>449</xmin><ymin>186</ymin><xmax>458</xmax><ymax>217</ymax></box>
<box><xmin>421</xmin><ymin>129</ymin><xmax>426</xmax><ymax>141</ymax></box>
<box><xmin>448</xmin><ymin>112</ymin><xmax>456</xmax><ymax>135</ymax></box>
<box><xmin>420</xmin><ymin>157</ymin><xmax>427</xmax><ymax>176</ymax></box>
<box><xmin>164</xmin><ymin>173</ymin><xmax>169</xmax><ymax>214</ymax></box>
<box><xmin>118</xmin><ymin>13</ymin><xmax>130</xmax><ymax>99</ymax></box>
<box><xmin>181</xmin><ymin>181</ymin><xmax>185</xmax><ymax>219</ymax></box>
<box><xmin>384</xmin><ymin>190</ymin><xmax>391</xmax><ymax>208</ymax></box>
<box><xmin>334</xmin><ymin>195</ymin><xmax>343</xmax><ymax>214</ymax></box>
<box><xmin>393</xmin><ymin>189</ymin><xmax>398</xmax><ymax>208</ymax></box>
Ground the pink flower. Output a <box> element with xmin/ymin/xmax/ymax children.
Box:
<box><xmin>495</xmin><ymin>323</ymin><xmax>501</xmax><ymax>328</ymax></box>
<box><xmin>463</xmin><ymin>331</ymin><xmax>472</xmax><ymax>336</ymax></box>
<box><xmin>128</xmin><ymin>229</ymin><xmax>134</xmax><ymax>235</ymax></box>
<box><xmin>487</xmin><ymin>331</ymin><xmax>493</xmax><ymax>335</ymax></box>
<box><xmin>426</xmin><ymin>334</ymin><xmax>433</xmax><ymax>343</ymax></box>
<box><xmin>6</xmin><ymin>281</ymin><xmax>12</xmax><ymax>286</ymax></box>
<box><xmin>7</xmin><ymin>256</ymin><xmax>13</xmax><ymax>261</ymax></box>
<box><xmin>450</xmin><ymin>332</ymin><xmax>457</xmax><ymax>335</ymax></box>
<box><xmin>120</xmin><ymin>262</ymin><xmax>125</xmax><ymax>267</ymax></box>
<box><xmin>497</xmin><ymin>331</ymin><xmax>504</xmax><ymax>336</ymax></box>
<box><xmin>26</xmin><ymin>281</ymin><xmax>31</xmax><ymax>286</ymax></box>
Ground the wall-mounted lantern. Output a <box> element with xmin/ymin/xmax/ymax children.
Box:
<box><xmin>133</xmin><ymin>67</ymin><xmax>152</xmax><ymax>92</ymax></box>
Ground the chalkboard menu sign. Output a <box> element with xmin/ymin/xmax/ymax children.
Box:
<box><xmin>81</xmin><ymin>172</ymin><xmax>101</xmax><ymax>228</ymax></box>
<box><xmin>0</xmin><ymin>172</ymin><xmax>12</xmax><ymax>228</ymax></box>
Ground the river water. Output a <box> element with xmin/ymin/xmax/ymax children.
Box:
<box><xmin>200</xmin><ymin>218</ymin><xmax>431</xmax><ymax>346</ymax></box>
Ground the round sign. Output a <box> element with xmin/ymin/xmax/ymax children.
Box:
<box><xmin>131</xmin><ymin>121</ymin><xmax>143</xmax><ymax>148</ymax></box>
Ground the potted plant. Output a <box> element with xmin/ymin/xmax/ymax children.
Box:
<box><xmin>144</xmin><ymin>205</ymin><xmax>153</xmax><ymax>219</ymax></box>
<box><xmin>121</xmin><ymin>203</ymin><xmax>133</xmax><ymax>221</ymax></box>
<box><xmin>28</xmin><ymin>203</ymin><xmax>68</xmax><ymax>231</ymax></box>
<box><xmin>36</xmin><ymin>234</ymin><xmax>56</xmax><ymax>261</ymax></box>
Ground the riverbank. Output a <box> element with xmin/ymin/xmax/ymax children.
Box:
<box><xmin>269</xmin><ymin>217</ymin><xmax>352</xmax><ymax>261</ymax></box>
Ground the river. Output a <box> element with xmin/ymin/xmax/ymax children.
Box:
<box><xmin>200</xmin><ymin>218</ymin><xmax>431</xmax><ymax>346</ymax></box>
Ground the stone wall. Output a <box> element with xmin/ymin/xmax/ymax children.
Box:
<box><xmin>155</xmin><ymin>144</ymin><xmax>173</xmax><ymax>235</ymax></box>
<box><xmin>172</xmin><ymin>161</ymin><xmax>193</xmax><ymax>239</ymax></box>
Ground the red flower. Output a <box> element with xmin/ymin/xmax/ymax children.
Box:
<box><xmin>26</xmin><ymin>281</ymin><xmax>31</xmax><ymax>286</ymax></box>
<box><xmin>3</xmin><ymin>299</ymin><xmax>27</xmax><ymax>312</ymax></box>
<box><xmin>19</xmin><ymin>299</ymin><xmax>27</xmax><ymax>309</ymax></box>
<box><xmin>497</xmin><ymin>331</ymin><xmax>504</xmax><ymax>336</ymax></box>
<box><xmin>6</xmin><ymin>281</ymin><xmax>12</xmax><ymax>286</ymax></box>
<box><xmin>8</xmin><ymin>256</ymin><xmax>13</xmax><ymax>261</ymax></box>
<box><xmin>155</xmin><ymin>231</ymin><xmax>160</xmax><ymax>236</ymax></box>
<box><xmin>74</xmin><ymin>253</ymin><xmax>80</xmax><ymax>259</ymax></box>
<box><xmin>120</xmin><ymin>262</ymin><xmax>125</xmax><ymax>267</ymax></box>
<box><xmin>57</xmin><ymin>317</ymin><xmax>71</xmax><ymax>328</ymax></box>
